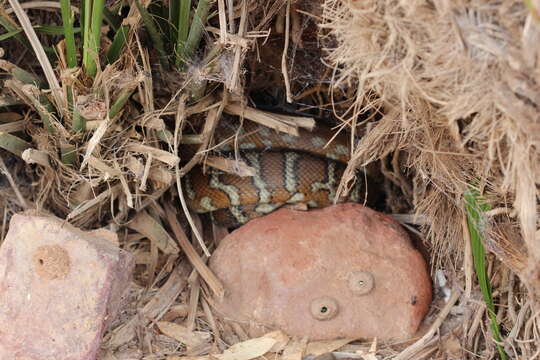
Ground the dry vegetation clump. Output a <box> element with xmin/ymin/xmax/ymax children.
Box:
<box><xmin>322</xmin><ymin>0</ymin><xmax>540</xmax><ymax>357</ymax></box>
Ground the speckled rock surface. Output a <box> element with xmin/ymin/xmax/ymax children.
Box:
<box><xmin>0</xmin><ymin>213</ymin><xmax>134</xmax><ymax>360</ymax></box>
<box><xmin>209</xmin><ymin>203</ymin><xmax>432</xmax><ymax>341</ymax></box>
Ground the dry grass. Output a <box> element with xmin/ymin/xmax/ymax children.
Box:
<box><xmin>323</xmin><ymin>0</ymin><xmax>539</xmax><ymax>267</ymax></box>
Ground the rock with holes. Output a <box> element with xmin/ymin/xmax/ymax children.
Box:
<box><xmin>0</xmin><ymin>212</ymin><xmax>134</xmax><ymax>360</ymax></box>
<box><xmin>209</xmin><ymin>203</ymin><xmax>432</xmax><ymax>341</ymax></box>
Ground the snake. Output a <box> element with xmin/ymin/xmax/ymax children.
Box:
<box><xmin>183</xmin><ymin>119</ymin><xmax>368</xmax><ymax>228</ymax></box>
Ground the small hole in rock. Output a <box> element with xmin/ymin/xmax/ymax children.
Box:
<box><xmin>38</xmin><ymin>259</ymin><xmax>44</xmax><ymax>265</ymax></box>
<box><xmin>320</xmin><ymin>306</ymin><xmax>328</xmax><ymax>313</ymax></box>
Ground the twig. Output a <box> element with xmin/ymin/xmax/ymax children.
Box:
<box><xmin>5</xmin><ymin>1</ymin><xmax>79</xmax><ymax>14</ymax></box>
<box><xmin>125</xmin><ymin>143</ymin><xmax>180</xmax><ymax>167</ymax></box>
<box><xmin>226</xmin><ymin>0</ymin><xmax>234</xmax><ymax>33</ymax></box>
<box><xmin>139</xmin><ymin>153</ymin><xmax>152</xmax><ymax>191</ymax></box>
<box><xmin>462</xmin><ymin>215</ymin><xmax>473</xmax><ymax>299</ymax></box>
<box><xmin>224</xmin><ymin>102</ymin><xmax>300</xmax><ymax>135</ymax></box>
<box><xmin>173</xmin><ymin>96</ymin><xmax>211</xmax><ymax>256</ymax></box>
<box><xmin>281</xmin><ymin>0</ymin><xmax>292</xmax><ymax>103</ymax></box>
<box><xmin>0</xmin><ymin>155</ymin><xmax>28</xmax><ymax>209</ymax></box>
<box><xmin>186</xmin><ymin>275</ymin><xmax>200</xmax><ymax>331</ymax></box>
<box><xmin>177</xmin><ymin>101</ymin><xmax>223</xmax><ymax>178</ymax></box>
<box><xmin>205</xmin><ymin>156</ymin><xmax>255</xmax><ymax>176</ymax></box>
<box><xmin>7</xmin><ymin>0</ymin><xmax>64</xmax><ymax>112</ymax></box>
<box><xmin>1</xmin><ymin>203</ymin><xmax>8</xmax><ymax>241</ymax></box>
<box><xmin>226</xmin><ymin>0</ymin><xmax>247</xmax><ymax>91</ymax></box>
<box><xmin>217</xmin><ymin>0</ymin><xmax>227</xmax><ymax>43</ymax></box>
<box><xmin>164</xmin><ymin>203</ymin><xmax>225</xmax><ymax>299</ymax></box>
<box><xmin>66</xmin><ymin>184</ymin><xmax>121</xmax><ymax>220</ymax></box>
<box><xmin>201</xmin><ymin>298</ymin><xmax>221</xmax><ymax>344</ymax></box>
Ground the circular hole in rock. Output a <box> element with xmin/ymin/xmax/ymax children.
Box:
<box><xmin>32</xmin><ymin>245</ymin><xmax>71</xmax><ymax>280</ymax></box>
<box><xmin>348</xmin><ymin>271</ymin><xmax>374</xmax><ymax>296</ymax></box>
<box><xmin>310</xmin><ymin>297</ymin><xmax>338</xmax><ymax>321</ymax></box>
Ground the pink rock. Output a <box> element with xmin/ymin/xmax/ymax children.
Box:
<box><xmin>0</xmin><ymin>213</ymin><xmax>134</xmax><ymax>360</ymax></box>
<box><xmin>209</xmin><ymin>203</ymin><xmax>432</xmax><ymax>341</ymax></box>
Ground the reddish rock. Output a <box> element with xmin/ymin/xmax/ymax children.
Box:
<box><xmin>0</xmin><ymin>213</ymin><xmax>134</xmax><ymax>360</ymax></box>
<box><xmin>209</xmin><ymin>203</ymin><xmax>432</xmax><ymax>341</ymax></box>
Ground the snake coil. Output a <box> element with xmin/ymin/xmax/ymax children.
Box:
<box><xmin>183</xmin><ymin>120</ymin><xmax>368</xmax><ymax>227</ymax></box>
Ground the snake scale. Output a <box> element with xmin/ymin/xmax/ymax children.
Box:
<box><xmin>183</xmin><ymin>119</ymin><xmax>368</xmax><ymax>227</ymax></box>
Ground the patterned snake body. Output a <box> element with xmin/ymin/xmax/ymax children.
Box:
<box><xmin>184</xmin><ymin>120</ymin><xmax>365</xmax><ymax>227</ymax></box>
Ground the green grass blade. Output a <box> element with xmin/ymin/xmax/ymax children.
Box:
<box><xmin>80</xmin><ymin>0</ymin><xmax>87</xmax><ymax>41</ymax></box>
<box><xmin>88</xmin><ymin>0</ymin><xmax>106</xmax><ymax>76</ymax></box>
<box><xmin>175</xmin><ymin>0</ymin><xmax>191</xmax><ymax>67</ymax></box>
<box><xmin>82</xmin><ymin>0</ymin><xmax>105</xmax><ymax>77</ymax></box>
<box><xmin>4</xmin><ymin>62</ymin><xmax>47</xmax><ymax>88</ymax></box>
<box><xmin>109</xmin><ymin>87</ymin><xmax>136</xmax><ymax>119</ymax></box>
<box><xmin>72</xmin><ymin>110</ymin><xmax>86</xmax><ymax>133</ymax></box>
<box><xmin>26</xmin><ymin>92</ymin><xmax>57</xmax><ymax>134</ymax></box>
<box><xmin>60</xmin><ymin>0</ymin><xmax>78</xmax><ymax>68</ymax></box>
<box><xmin>0</xmin><ymin>28</ymin><xmax>22</xmax><ymax>41</ymax></box>
<box><xmin>81</xmin><ymin>0</ymin><xmax>91</xmax><ymax>72</ymax></box>
<box><xmin>106</xmin><ymin>25</ymin><xmax>129</xmax><ymax>64</ymax></box>
<box><xmin>103</xmin><ymin>7</ymin><xmax>121</xmax><ymax>32</ymax></box>
<box><xmin>0</xmin><ymin>8</ymin><xmax>32</xmax><ymax>49</ymax></box>
<box><xmin>157</xmin><ymin>128</ymin><xmax>174</xmax><ymax>143</ymax></box>
<box><xmin>150</xmin><ymin>3</ymin><xmax>172</xmax><ymax>43</ymax></box>
<box><xmin>181</xmin><ymin>0</ymin><xmax>212</xmax><ymax>68</ymax></box>
<box><xmin>5</xmin><ymin>77</ymin><xmax>57</xmax><ymax>134</ymax></box>
<box><xmin>61</xmin><ymin>143</ymin><xmax>77</xmax><ymax>165</ymax></box>
<box><xmin>178</xmin><ymin>0</ymin><xmax>191</xmax><ymax>43</ymax></box>
<box><xmin>465</xmin><ymin>189</ymin><xmax>507</xmax><ymax>360</ymax></box>
<box><xmin>170</xmin><ymin>0</ymin><xmax>180</xmax><ymax>42</ymax></box>
<box><xmin>33</xmin><ymin>25</ymin><xmax>81</xmax><ymax>35</ymax></box>
<box><xmin>0</xmin><ymin>132</ymin><xmax>31</xmax><ymax>156</ymax></box>
<box><xmin>135</xmin><ymin>0</ymin><xmax>169</xmax><ymax>68</ymax></box>
<box><xmin>58</xmin><ymin>0</ymin><xmax>77</xmax><ymax>128</ymax></box>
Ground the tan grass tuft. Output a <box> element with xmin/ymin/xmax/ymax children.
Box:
<box><xmin>322</xmin><ymin>0</ymin><xmax>539</xmax><ymax>277</ymax></box>
<box><xmin>322</xmin><ymin>0</ymin><xmax>540</xmax><ymax>356</ymax></box>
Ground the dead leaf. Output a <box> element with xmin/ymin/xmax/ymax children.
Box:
<box><xmin>205</xmin><ymin>156</ymin><xmax>256</xmax><ymax>177</ymax></box>
<box><xmin>126</xmin><ymin>142</ymin><xmax>180</xmax><ymax>167</ymax></box>
<box><xmin>305</xmin><ymin>339</ymin><xmax>355</xmax><ymax>356</ymax></box>
<box><xmin>157</xmin><ymin>321</ymin><xmax>211</xmax><ymax>350</ymax></box>
<box><xmin>282</xmin><ymin>337</ymin><xmax>308</xmax><ymax>360</ymax></box>
<box><xmin>265</xmin><ymin>330</ymin><xmax>290</xmax><ymax>353</ymax></box>
<box><xmin>127</xmin><ymin>210</ymin><xmax>179</xmax><ymax>254</ymax></box>
<box><xmin>214</xmin><ymin>334</ymin><xmax>277</xmax><ymax>360</ymax></box>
